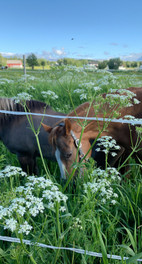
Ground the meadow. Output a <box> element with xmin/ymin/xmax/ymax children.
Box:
<box><xmin>0</xmin><ymin>67</ymin><xmax>142</xmax><ymax>264</ymax></box>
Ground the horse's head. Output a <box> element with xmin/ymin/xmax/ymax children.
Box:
<box><xmin>42</xmin><ymin>118</ymin><xmax>127</xmax><ymax>179</ymax></box>
<box><xmin>42</xmin><ymin>119</ymin><xmax>92</xmax><ymax>179</ymax></box>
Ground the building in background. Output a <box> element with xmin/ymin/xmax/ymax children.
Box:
<box><xmin>7</xmin><ymin>60</ymin><xmax>23</xmax><ymax>68</ymax></box>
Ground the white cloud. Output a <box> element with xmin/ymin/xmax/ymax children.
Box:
<box><xmin>121</xmin><ymin>52</ymin><xmax>142</xmax><ymax>61</ymax></box>
<box><xmin>52</xmin><ymin>48</ymin><xmax>66</xmax><ymax>56</ymax></box>
<box><xmin>0</xmin><ymin>52</ymin><xmax>16</xmax><ymax>57</ymax></box>
<box><xmin>0</xmin><ymin>48</ymin><xmax>67</xmax><ymax>61</ymax></box>
<box><xmin>1</xmin><ymin>49</ymin><xmax>142</xmax><ymax>62</ymax></box>
<box><xmin>40</xmin><ymin>48</ymin><xmax>66</xmax><ymax>60</ymax></box>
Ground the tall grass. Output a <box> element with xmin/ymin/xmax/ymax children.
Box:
<box><xmin>0</xmin><ymin>67</ymin><xmax>142</xmax><ymax>263</ymax></box>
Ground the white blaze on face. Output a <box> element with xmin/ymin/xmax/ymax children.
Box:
<box><xmin>55</xmin><ymin>148</ymin><xmax>66</xmax><ymax>179</ymax></box>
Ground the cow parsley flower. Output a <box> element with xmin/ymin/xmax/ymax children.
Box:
<box><xmin>18</xmin><ymin>221</ymin><xmax>33</xmax><ymax>235</ymax></box>
<box><xmin>4</xmin><ymin>218</ymin><xmax>18</xmax><ymax>232</ymax></box>
<box><xmin>71</xmin><ymin>217</ymin><xmax>83</xmax><ymax>230</ymax></box>
<box><xmin>133</xmin><ymin>98</ymin><xmax>140</xmax><ymax>104</ymax></box>
<box><xmin>41</xmin><ymin>90</ymin><xmax>58</xmax><ymax>99</ymax></box>
<box><xmin>95</xmin><ymin>136</ymin><xmax>120</xmax><ymax>157</ymax></box>
<box><xmin>0</xmin><ymin>169</ymin><xmax>68</xmax><ymax>235</ymax></box>
<box><xmin>13</xmin><ymin>93</ymin><xmax>32</xmax><ymax>103</ymax></box>
<box><xmin>73</xmin><ymin>88</ymin><xmax>85</xmax><ymax>94</ymax></box>
<box><xmin>84</xmin><ymin>167</ymin><xmax>120</xmax><ymax>205</ymax></box>
<box><xmin>0</xmin><ymin>207</ymin><xmax>9</xmax><ymax>219</ymax></box>
<box><xmin>0</xmin><ymin>166</ymin><xmax>27</xmax><ymax>178</ymax></box>
<box><xmin>80</xmin><ymin>93</ymin><xmax>87</xmax><ymax>100</ymax></box>
<box><xmin>16</xmin><ymin>205</ymin><xmax>26</xmax><ymax>216</ymax></box>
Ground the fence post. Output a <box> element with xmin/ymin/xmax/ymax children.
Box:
<box><xmin>23</xmin><ymin>55</ymin><xmax>26</xmax><ymax>80</ymax></box>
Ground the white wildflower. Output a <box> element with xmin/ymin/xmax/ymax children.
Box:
<box><xmin>4</xmin><ymin>218</ymin><xmax>18</xmax><ymax>232</ymax></box>
<box><xmin>29</xmin><ymin>207</ymin><xmax>39</xmax><ymax>217</ymax></box>
<box><xmin>93</xmin><ymin>86</ymin><xmax>101</xmax><ymax>91</ymax></box>
<box><xmin>124</xmin><ymin>115</ymin><xmax>135</xmax><ymax>120</ymax></box>
<box><xmin>60</xmin><ymin>206</ymin><xmax>66</xmax><ymax>212</ymax></box>
<box><xmin>13</xmin><ymin>93</ymin><xmax>32</xmax><ymax>103</ymax></box>
<box><xmin>111</xmin><ymin>200</ymin><xmax>117</xmax><ymax>205</ymax></box>
<box><xmin>73</xmin><ymin>88</ymin><xmax>85</xmax><ymax>94</ymax></box>
<box><xmin>96</xmin><ymin>136</ymin><xmax>121</xmax><ymax>155</ymax></box>
<box><xmin>133</xmin><ymin>98</ymin><xmax>140</xmax><ymax>104</ymax></box>
<box><xmin>84</xmin><ymin>167</ymin><xmax>120</xmax><ymax>205</ymax></box>
<box><xmin>0</xmin><ymin>207</ymin><xmax>9</xmax><ymax>219</ymax></box>
<box><xmin>41</xmin><ymin>91</ymin><xmax>58</xmax><ymax>99</ymax></box>
<box><xmin>18</xmin><ymin>221</ymin><xmax>33</xmax><ymax>235</ymax></box>
<box><xmin>111</xmin><ymin>152</ymin><xmax>117</xmax><ymax>157</ymax></box>
<box><xmin>16</xmin><ymin>206</ymin><xmax>26</xmax><ymax>216</ymax></box>
<box><xmin>80</xmin><ymin>93</ymin><xmax>87</xmax><ymax>100</ymax></box>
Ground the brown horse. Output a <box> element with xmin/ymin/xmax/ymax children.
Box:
<box><xmin>0</xmin><ymin>98</ymin><xmax>65</xmax><ymax>174</ymax></box>
<box><xmin>42</xmin><ymin>87</ymin><xmax>142</xmax><ymax>178</ymax></box>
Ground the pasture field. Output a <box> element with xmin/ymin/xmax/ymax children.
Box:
<box><xmin>0</xmin><ymin>67</ymin><xmax>142</xmax><ymax>264</ymax></box>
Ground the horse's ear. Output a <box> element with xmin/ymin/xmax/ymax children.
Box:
<box><xmin>41</xmin><ymin>123</ymin><xmax>53</xmax><ymax>133</ymax></box>
<box><xmin>64</xmin><ymin>119</ymin><xmax>72</xmax><ymax>135</ymax></box>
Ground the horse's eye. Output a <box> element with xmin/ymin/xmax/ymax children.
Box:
<box><xmin>64</xmin><ymin>152</ymin><xmax>72</xmax><ymax>159</ymax></box>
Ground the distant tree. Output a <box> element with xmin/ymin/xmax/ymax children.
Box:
<box><xmin>62</xmin><ymin>58</ymin><xmax>68</xmax><ymax>65</ymax></box>
<box><xmin>0</xmin><ymin>54</ymin><xmax>2</xmax><ymax>67</ymax></box>
<box><xmin>26</xmin><ymin>53</ymin><xmax>38</xmax><ymax>70</ymax></box>
<box><xmin>41</xmin><ymin>60</ymin><xmax>46</xmax><ymax>70</ymax></box>
<box><xmin>125</xmin><ymin>61</ymin><xmax>131</xmax><ymax>68</ymax></box>
<box><xmin>57</xmin><ymin>58</ymin><xmax>88</xmax><ymax>67</ymax></box>
<box><xmin>108</xmin><ymin>58</ymin><xmax>122</xmax><ymax>70</ymax></box>
<box><xmin>57</xmin><ymin>59</ymin><xmax>64</xmax><ymax>66</ymax></box>
<box><xmin>98</xmin><ymin>61</ymin><xmax>107</xmax><ymax>69</ymax></box>
<box><xmin>131</xmin><ymin>61</ymin><xmax>138</xmax><ymax>68</ymax></box>
<box><xmin>0</xmin><ymin>53</ymin><xmax>7</xmax><ymax>67</ymax></box>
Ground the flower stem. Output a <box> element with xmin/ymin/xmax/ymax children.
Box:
<box><xmin>19</xmin><ymin>235</ymin><xmax>37</xmax><ymax>264</ymax></box>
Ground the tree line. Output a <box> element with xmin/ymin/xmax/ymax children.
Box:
<box><xmin>25</xmin><ymin>54</ymin><xmax>142</xmax><ymax>70</ymax></box>
<box><xmin>0</xmin><ymin>53</ymin><xmax>142</xmax><ymax>70</ymax></box>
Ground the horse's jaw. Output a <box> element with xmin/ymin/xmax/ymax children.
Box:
<box><xmin>55</xmin><ymin>148</ymin><xmax>66</xmax><ymax>180</ymax></box>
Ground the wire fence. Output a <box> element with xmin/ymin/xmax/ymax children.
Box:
<box><xmin>0</xmin><ymin>236</ymin><xmax>142</xmax><ymax>262</ymax></box>
<box><xmin>0</xmin><ymin>109</ymin><xmax>142</xmax><ymax>125</ymax></box>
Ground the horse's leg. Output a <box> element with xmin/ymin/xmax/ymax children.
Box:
<box><xmin>18</xmin><ymin>156</ymin><xmax>38</xmax><ymax>175</ymax></box>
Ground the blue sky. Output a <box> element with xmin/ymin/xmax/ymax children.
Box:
<box><xmin>1</xmin><ymin>0</ymin><xmax>142</xmax><ymax>61</ymax></box>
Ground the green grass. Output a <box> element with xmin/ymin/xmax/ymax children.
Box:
<box><xmin>0</xmin><ymin>67</ymin><xmax>142</xmax><ymax>263</ymax></box>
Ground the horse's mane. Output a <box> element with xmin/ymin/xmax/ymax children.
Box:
<box><xmin>0</xmin><ymin>98</ymin><xmax>51</xmax><ymax>123</ymax></box>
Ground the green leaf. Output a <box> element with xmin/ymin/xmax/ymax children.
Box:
<box><xmin>126</xmin><ymin>252</ymin><xmax>142</xmax><ymax>264</ymax></box>
<box><xmin>119</xmin><ymin>245</ymin><xmax>135</xmax><ymax>256</ymax></box>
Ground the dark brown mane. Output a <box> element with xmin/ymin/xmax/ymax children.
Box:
<box><xmin>0</xmin><ymin>98</ymin><xmax>51</xmax><ymax>124</ymax></box>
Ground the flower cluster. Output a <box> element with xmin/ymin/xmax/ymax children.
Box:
<box><xmin>64</xmin><ymin>65</ymin><xmax>85</xmax><ymax>73</ymax></box>
<box><xmin>0</xmin><ymin>165</ymin><xmax>27</xmax><ymax>178</ymax></box>
<box><xmin>0</xmin><ymin>168</ymin><xmax>68</xmax><ymax>235</ymax></box>
<box><xmin>95</xmin><ymin>136</ymin><xmax>121</xmax><ymax>157</ymax></box>
<box><xmin>25</xmin><ymin>176</ymin><xmax>68</xmax><ymax>211</ymax></box>
<box><xmin>19</xmin><ymin>75</ymin><xmax>38</xmax><ymax>82</ymax></box>
<box><xmin>41</xmin><ymin>90</ymin><xmax>58</xmax><ymax>100</ymax></box>
<box><xmin>73</xmin><ymin>82</ymin><xmax>102</xmax><ymax>101</ymax></box>
<box><xmin>71</xmin><ymin>217</ymin><xmax>83</xmax><ymax>230</ymax></box>
<box><xmin>106</xmin><ymin>88</ymin><xmax>140</xmax><ymax>107</ymax></box>
<box><xmin>0</xmin><ymin>78</ymin><xmax>14</xmax><ymax>84</ymax></box>
<box><xmin>27</xmin><ymin>85</ymin><xmax>36</xmax><ymax>91</ymax></box>
<box><xmin>13</xmin><ymin>92</ymin><xmax>33</xmax><ymax>103</ymax></box>
<box><xmin>84</xmin><ymin>167</ymin><xmax>121</xmax><ymax>205</ymax></box>
<box><xmin>124</xmin><ymin>115</ymin><xmax>142</xmax><ymax>126</ymax></box>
